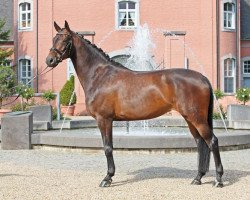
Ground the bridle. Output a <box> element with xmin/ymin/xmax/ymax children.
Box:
<box><xmin>50</xmin><ymin>33</ymin><xmax>73</xmax><ymax>64</ymax></box>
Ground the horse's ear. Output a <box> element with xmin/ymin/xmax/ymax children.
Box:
<box><xmin>54</xmin><ymin>21</ymin><xmax>61</xmax><ymax>32</ymax></box>
<box><xmin>64</xmin><ymin>20</ymin><xmax>71</xmax><ymax>33</ymax></box>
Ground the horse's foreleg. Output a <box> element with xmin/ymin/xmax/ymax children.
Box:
<box><xmin>97</xmin><ymin>117</ymin><xmax>115</xmax><ymax>187</ymax></box>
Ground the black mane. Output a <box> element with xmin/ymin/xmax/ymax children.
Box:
<box><xmin>76</xmin><ymin>33</ymin><xmax>129</xmax><ymax>70</ymax></box>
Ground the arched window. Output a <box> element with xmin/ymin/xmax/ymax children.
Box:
<box><xmin>223</xmin><ymin>58</ymin><xmax>235</xmax><ymax>93</ymax></box>
<box><xmin>19</xmin><ymin>58</ymin><xmax>33</xmax><ymax>87</ymax></box>
<box><xmin>19</xmin><ymin>1</ymin><xmax>32</xmax><ymax>30</ymax></box>
<box><xmin>223</xmin><ymin>2</ymin><xmax>235</xmax><ymax>29</ymax></box>
<box><xmin>116</xmin><ymin>0</ymin><xmax>139</xmax><ymax>29</ymax></box>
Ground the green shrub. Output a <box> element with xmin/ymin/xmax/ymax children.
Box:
<box><xmin>0</xmin><ymin>66</ymin><xmax>15</xmax><ymax>108</ymax></box>
<box><xmin>235</xmin><ymin>88</ymin><xmax>250</xmax><ymax>105</ymax></box>
<box><xmin>52</xmin><ymin>107</ymin><xmax>63</xmax><ymax>120</ymax></box>
<box><xmin>42</xmin><ymin>89</ymin><xmax>56</xmax><ymax>104</ymax></box>
<box><xmin>11</xmin><ymin>100</ymin><xmax>36</xmax><ymax>112</ymax></box>
<box><xmin>213</xmin><ymin>89</ymin><xmax>225</xmax><ymax>100</ymax></box>
<box><xmin>213</xmin><ymin>105</ymin><xmax>227</xmax><ymax>120</ymax></box>
<box><xmin>16</xmin><ymin>84</ymin><xmax>35</xmax><ymax>103</ymax></box>
<box><xmin>60</xmin><ymin>75</ymin><xmax>76</xmax><ymax>106</ymax></box>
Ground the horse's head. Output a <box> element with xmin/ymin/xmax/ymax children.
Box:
<box><xmin>46</xmin><ymin>21</ymin><xmax>73</xmax><ymax>68</ymax></box>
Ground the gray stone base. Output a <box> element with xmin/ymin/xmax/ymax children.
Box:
<box><xmin>1</xmin><ymin>111</ymin><xmax>33</xmax><ymax>150</ymax></box>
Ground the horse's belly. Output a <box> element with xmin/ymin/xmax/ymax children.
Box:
<box><xmin>115</xmin><ymin>93</ymin><xmax>171</xmax><ymax>120</ymax></box>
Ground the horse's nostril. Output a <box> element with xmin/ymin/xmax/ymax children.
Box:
<box><xmin>49</xmin><ymin>58</ymin><xmax>54</xmax><ymax>64</ymax></box>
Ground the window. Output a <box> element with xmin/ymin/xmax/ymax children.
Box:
<box><xmin>243</xmin><ymin>60</ymin><xmax>250</xmax><ymax>74</ymax></box>
<box><xmin>224</xmin><ymin>58</ymin><xmax>235</xmax><ymax>93</ymax></box>
<box><xmin>19</xmin><ymin>1</ymin><xmax>32</xmax><ymax>30</ymax></box>
<box><xmin>116</xmin><ymin>0</ymin><xmax>139</xmax><ymax>29</ymax></box>
<box><xmin>242</xmin><ymin>58</ymin><xmax>250</xmax><ymax>87</ymax></box>
<box><xmin>19</xmin><ymin>58</ymin><xmax>32</xmax><ymax>87</ymax></box>
<box><xmin>223</xmin><ymin>2</ymin><xmax>235</xmax><ymax>29</ymax></box>
<box><xmin>67</xmin><ymin>59</ymin><xmax>75</xmax><ymax>80</ymax></box>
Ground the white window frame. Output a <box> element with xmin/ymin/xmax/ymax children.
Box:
<box><xmin>243</xmin><ymin>60</ymin><xmax>250</xmax><ymax>75</ymax></box>
<box><xmin>241</xmin><ymin>57</ymin><xmax>250</xmax><ymax>87</ymax></box>
<box><xmin>18</xmin><ymin>0</ymin><xmax>33</xmax><ymax>31</ymax></box>
<box><xmin>18</xmin><ymin>56</ymin><xmax>33</xmax><ymax>87</ymax></box>
<box><xmin>115</xmin><ymin>0</ymin><xmax>140</xmax><ymax>30</ymax></box>
<box><xmin>222</xmin><ymin>0</ymin><xmax>236</xmax><ymax>31</ymax></box>
<box><xmin>222</xmin><ymin>56</ymin><xmax>236</xmax><ymax>94</ymax></box>
<box><xmin>67</xmin><ymin>59</ymin><xmax>75</xmax><ymax>80</ymax></box>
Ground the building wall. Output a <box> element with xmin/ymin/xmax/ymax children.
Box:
<box><xmin>13</xmin><ymin>0</ymin><xmax>247</xmax><ymax>114</ymax></box>
<box><xmin>0</xmin><ymin>0</ymin><xmax>13</xmax><ymax>39</ymax></box>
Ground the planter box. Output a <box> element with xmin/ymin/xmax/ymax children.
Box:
<box><xmin>227</xmin><ymin>104</ymin><xmax>250</xmax><ymax>128</ymax></box>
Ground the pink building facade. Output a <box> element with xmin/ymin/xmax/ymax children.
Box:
<box><xmin>13</xmin><ymin>0</ymin><xmax>250</xmax><ymax>114</ymax></box>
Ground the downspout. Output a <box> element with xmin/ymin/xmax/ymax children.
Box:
<box><xmin>236</xmin><ymin>0</ymin><xmax>240</xmax><ymax>89</ymax></box>
<box><xmin>36</xmin><ymin>0</ymin><xmax>39</xmax><ymax>92</ymax></box>
<box><xmin>216</xmin><ymin>0</ymin><xmax>220</xmax><ymax>89</ymax></box>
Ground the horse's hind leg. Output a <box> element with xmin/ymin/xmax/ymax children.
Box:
<box><xmin>186</xmin><ymin>121</ymin><xmax>210</xmax><ymax>185</ymax></box>
<box><xmin>97</xmin><ymin>117</ymin><xmax>115</xmax><ymax>187</ymax></box>
<box><xmin>210</xmin><ymin>134</ymin><xmax>224</xmax><ymax>187</ymax></box>
<box><xmin>195</xmin><ymin>124</ymin><xmax>224</xmax><ymax>187</ymax></box>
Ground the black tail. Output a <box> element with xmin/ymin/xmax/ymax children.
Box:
<box><xmin>208</xmin><ymin>83</ymin><xmax>214</xmax><ymax>130</ymax></box>
<box><xmin>197</xmin><ymin>82</ymin><xmax>213</xmax><ymax>173</ymax></box>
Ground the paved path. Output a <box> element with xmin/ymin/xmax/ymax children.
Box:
<box><xmin>0</xmin><ymin>149</ymin><xmax>249</xmax><ymax>200</ymax></box>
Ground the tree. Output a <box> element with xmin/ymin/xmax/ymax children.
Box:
<box><xmin>0</xmin><ymin>19</ymin><xmax>15</xmax><ymax>108</ymax></box>
<box><xmin>0</xmin><ymin>19</ymin><xmax>13</xmax><ymax>65</ymax></box>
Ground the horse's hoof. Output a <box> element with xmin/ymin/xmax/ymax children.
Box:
<box><xmin>99</xmin><ymin>179</ymin><xmax>112</xmax><ymax>187</ymax></box>
<box><xmin>213</xmin><ymin>180</ymin><xmax>223</xmax><ymax>188</ymax></box>
<box><xmin>191</xmin><ymin>179</ymin><xmax>201</xmax><ymax>185</ymax></box>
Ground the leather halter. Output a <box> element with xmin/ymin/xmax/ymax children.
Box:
<box><xmin>50</xmin><ymin>33</ymin><xmax>73</xmax><ymax>64</ymax></box>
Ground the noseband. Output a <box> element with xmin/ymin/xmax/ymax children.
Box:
<box><xmin>50</xmin><ymin>33</ymin><xmax>72</xmax><ymax>64</ymax></box>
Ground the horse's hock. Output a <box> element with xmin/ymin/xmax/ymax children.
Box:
<box><xmin>1</xmin><ymin>111</ymin><xmax>33</xmax><ymax>150</ymax></box>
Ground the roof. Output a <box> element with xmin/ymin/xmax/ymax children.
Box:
<box><xmin>0</xmin><ymin>0</ymin><xmax>13</xmax><ymax>40</ymax></box>
<box><xmin>241</xmin><ymin>0</ymin><xmax>250</xmax><ymax>40</ymax></box>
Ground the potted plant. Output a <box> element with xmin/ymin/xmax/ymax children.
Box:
<box><xmin>60</xmin><ymin>75</ymin><xmax>76</xmax><ymax>116</ymax></box>
<box><xmin>213</xmin><ymin>89</ymin><xmax>226</xmax><ymax>119</ymax></box>
<box><xmin>16</xmin><ymin>84</ymin><xmax>35</xmax><ymax>111</ymax></box>
<box><xmin>42</xmin><ymin>89</ymin><xmax>56</xmax><ymax>105</ymax></box>
<box><xmin>227</xmin><ymin>87</ymin><xmax>250</xmax><ymax>127</ymax></box>
<box><xmin>235</xmin><ymin>88</ymin><xmax>250</xmax><ymax>105</ymax></box>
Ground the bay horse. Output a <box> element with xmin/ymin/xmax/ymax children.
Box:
<box><xmin>46</xmin><ymin>21</ymin><xmax>223</xmax><ymax>187</ymax></box>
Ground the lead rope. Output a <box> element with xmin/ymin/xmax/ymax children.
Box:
<box><xmin>60</xmin><ymin>89</ymin><xmax>76</xmax><ymax>133</ymax></box>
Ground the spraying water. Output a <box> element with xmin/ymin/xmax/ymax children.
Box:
<box><xmin>126</xmin><ymin>23</ymin><xmax>156</xmax><ymax>71</ymax></box>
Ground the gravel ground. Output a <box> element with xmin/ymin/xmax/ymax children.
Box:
<box><xmin>0</xmin><ymin>149</ymin><xmax>249</xmax><ymax>200</ymax></box>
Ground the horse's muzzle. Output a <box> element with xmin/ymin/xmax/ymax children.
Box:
<box><xmin>46</xmin><ymin>55</ymin><xmax>58</xmax><ymax>68</ymax></box>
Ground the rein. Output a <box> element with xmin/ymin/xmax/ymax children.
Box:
<box><xmin>1</xmin><ymin>66</ymin><xmax>54</xmax><ymax>107</ymax></box>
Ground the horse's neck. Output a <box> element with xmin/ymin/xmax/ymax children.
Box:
<box><xmin>70</xmin><ymin>35</ymin><xmax>109</xmax><ymax>91</ymax></box>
